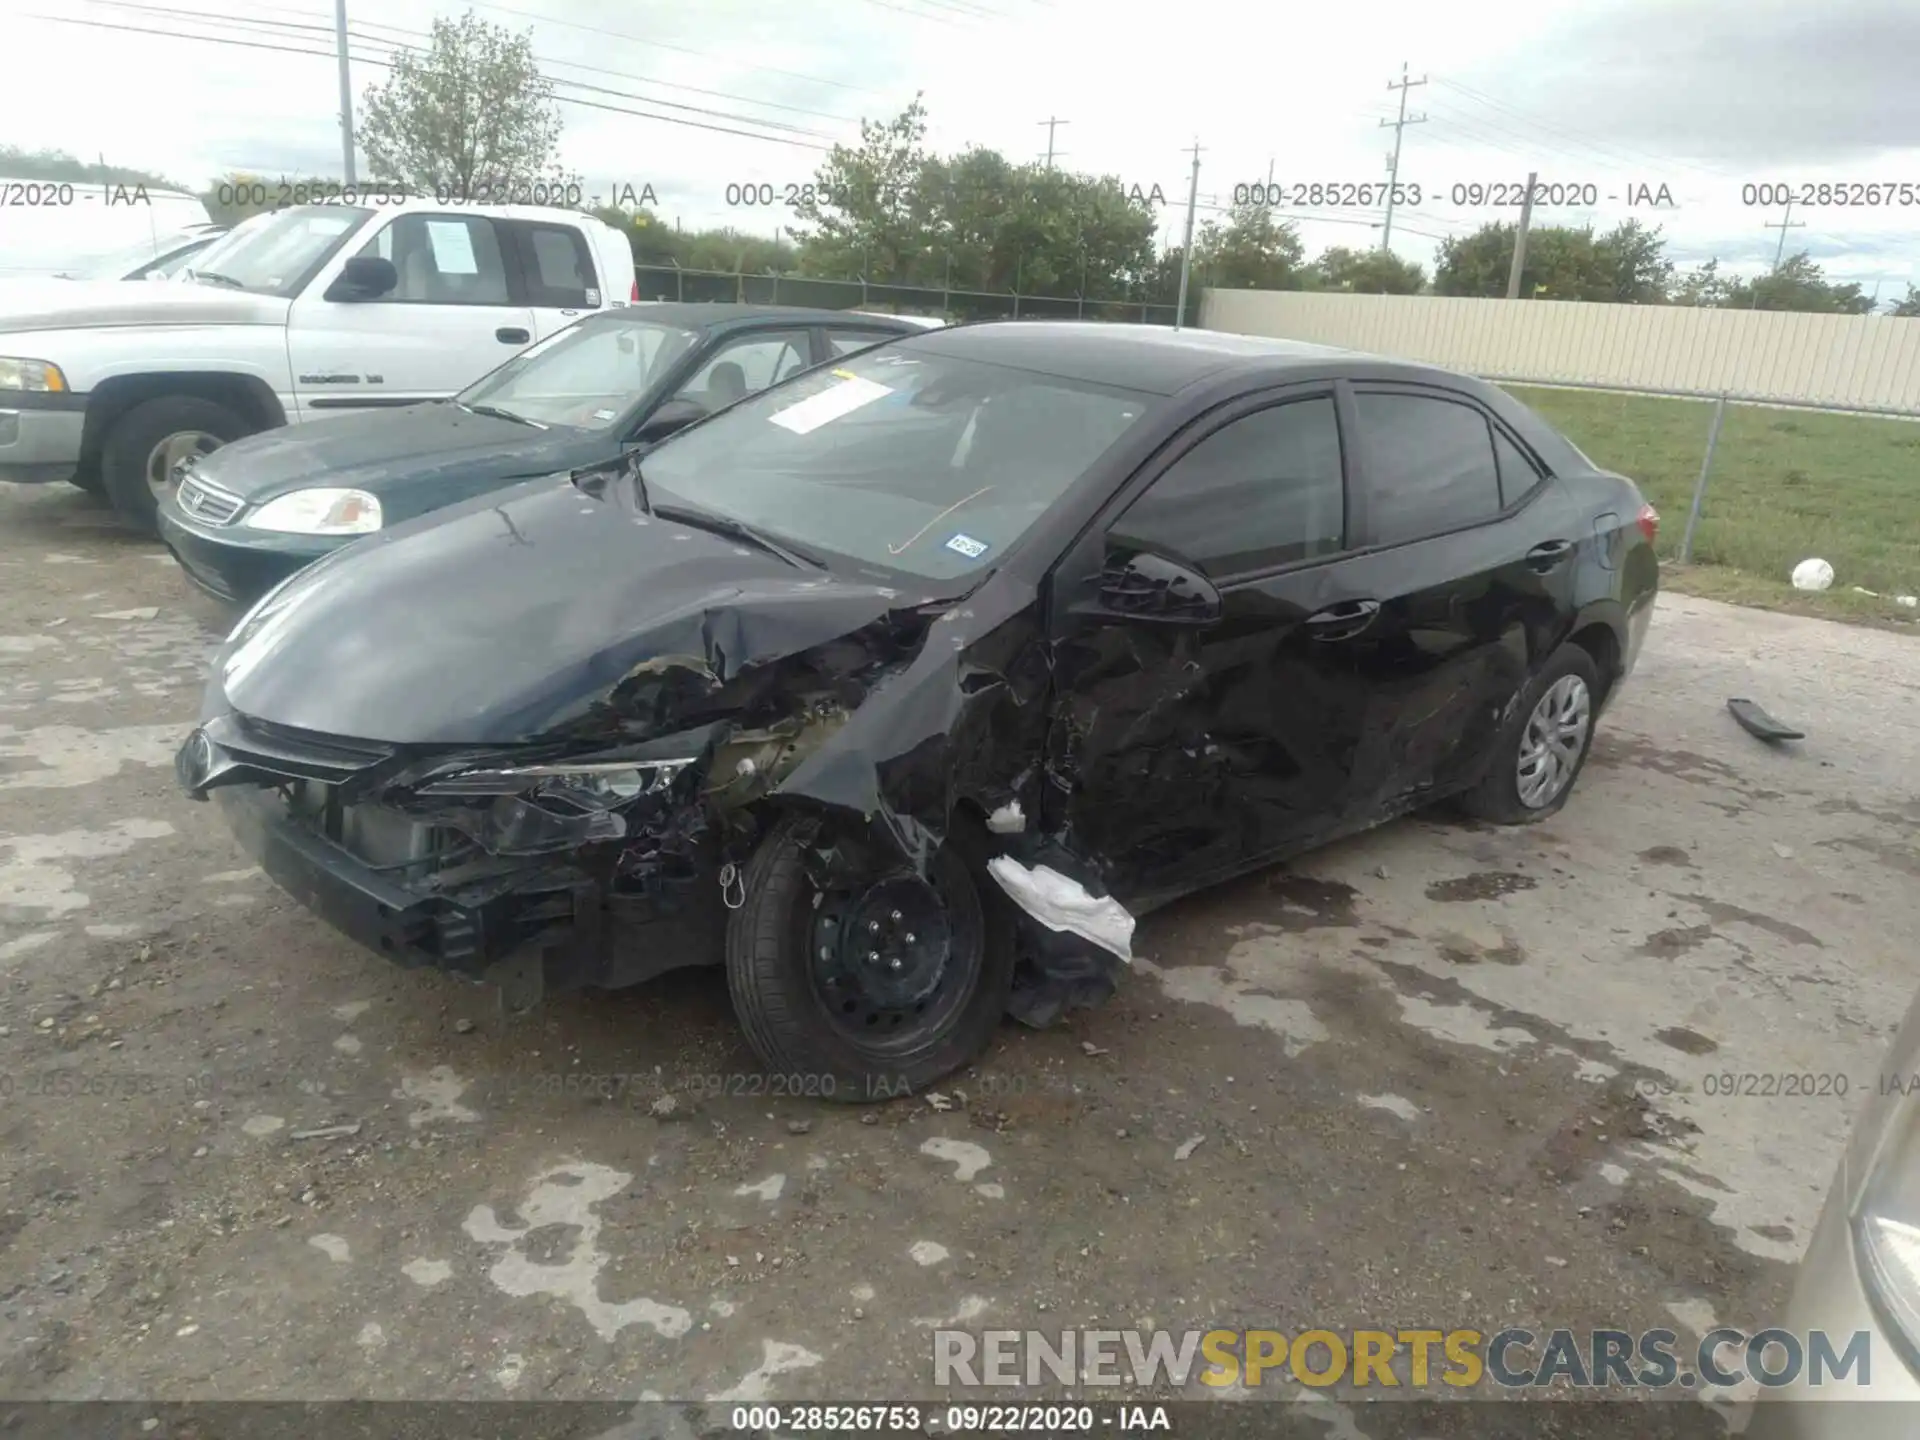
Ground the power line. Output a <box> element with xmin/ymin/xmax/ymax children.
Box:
<box><xmin>1430</xmin><ymin>76</ymin><xmax>1736</xmax><ymax>184</ymax></box>
<box><xmin>88</xmin><ymin>0</ymin><xmax>860</xmax><ymax>129</ymax></box>
<box><xmin>23</xmin><ymin>12</ymin><xmax>833</xmax><ymax>150</ymax></box>
<box><xmin>461</xmin><ymin>0</ymin><xmax>885</xmax><ymax>96</ymax></box>
<box><xmin>852</xmin><ymin>0</ymin><xmax>967</xmax><ymax>25</ymax></box>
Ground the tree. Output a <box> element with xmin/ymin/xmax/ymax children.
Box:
<box><xmin>358</xmin><ymin>10</ymin><xmax>564</xmax><ymax>195</ymax></box>
<box><xmin>0</xmin><ymin>145</ymin><xmax>183</xmax><ymax>192</ymax></box>
<box><xmin>1724</xmin><ymin>252</ymin><xmax>1875</xmax><ymax>314</ymax></box>
<box><xmin>1193</xmin><ymin>201</ymin><xmax>1305</xmax><ymax>291</ymax></box>
<box><xmin>1434</xmin><ymin>219</ymin><xmax>1672</xmax><ymax>302</ymax></box>
<box><xmin>1591</xmin><ymin>220</ymin><xmax>1673</xmax><ymax>303</ymax></box>
<box><xmin>789</xmin><ymin>96</ymin><xmax>933</xmax><ymax>281</ymax></box>
<box><xmin>1670</xmin><ymin>257</ymin><xmax>1734</xmax><ymax>308</ymax></box>
<box><xmin>1309</xmin><ymin>245</ymin><xmax>1425</xmax><ymax>294</ymax></box>
<box><xmin>1893</xmin><ymin>285</ymin><xmax>1920</xmax><ymax>318</ymax></box>
<box><xmin>918</xmin><ymin>155</ymin><xmax>1159</xmax><ymax>297</ymax></box>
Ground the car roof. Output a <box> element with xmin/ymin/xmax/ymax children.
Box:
<box><xmin>597</xmin><ymin>302</ymin><xmax>932</xmax><ymax>332</ymax></box>
<box><xmin>896</xmin><ymin>320</ymin><xmax>1390</xmax><ymax>395</ymax></box>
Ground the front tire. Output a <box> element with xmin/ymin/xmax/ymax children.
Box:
<box><xmin>725</xmin><ymin>813</ymin><xmax>1015</xmax><ymax>1103</ymax></box>
<box><xmin>1457</xmin><ymin>642</ymin><xmax>1601</xmax><ymax>825</ymax></box>
<box><xmin>101</xmin><ymin>396</ymin><xmax>249</xmax><ymax>534</ymax></box>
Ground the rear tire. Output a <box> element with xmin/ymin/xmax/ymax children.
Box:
<box><xmin>725</xmin><ymin>813</ymin><xmax>1015</xmax><ymax>1103</ymax></box>
<box><xmin>1457</xmin><ymin>642</ymin><xmax>1601</xmax><ymax>825</ymax></box>
<box><xmin>101</xmin><ymin>396</ymin><xmax>249</xmax><ymax>534</ymax></box>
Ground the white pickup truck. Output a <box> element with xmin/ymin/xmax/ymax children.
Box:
<box><xmin>0</xmin><ymin>199</ymin><xmax>638</xmax><ymax>529</ymax></box>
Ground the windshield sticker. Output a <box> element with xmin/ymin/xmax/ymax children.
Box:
<box><xmin>945</xmin><ymin>533</ymin><xmax>989</xmax><ymax>560</ymax></box>
<box><xmin>424</xmin><ymin>220</ymin><xmax>479</xmax><ymax>274</ymax></box>
<box><xmin>768</xmin><ymin>375</ymin><xmax>894</xmax><ymax>435</ymax></box>
<box><xmin>585</xmin><ymin>287</ymin><xmax>601</xmax><ymax>306</ymax></box>
<box><xmin>591</xmin><ymin>408</ymin><xmax>620</xmax><ymax>421</ymax></box>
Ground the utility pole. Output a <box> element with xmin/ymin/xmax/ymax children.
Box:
<box><xmin>1378</xmin><ymin>62</ymin><xmax>1426</xmax><ymax>252</ymax></box>
<box><xmin>1505</xmin><ymin>169</ymin><xmax>1538</xmax><ymax>299</ymax></box>
<box><xmin>334</xmin><ymin>0</ymin><xmax>357</xmax><ymax>184</ymax></box>
<box><xmin>1752</xmin><ymin>199</ymin><xmax>1805</xmax><ymax>308</ymax></box>
<box><xmin>1174</xmin><ymin>139</ymin><xmax>1202</xmax><ymax>331</ymax></box>
<box><xmin>1765</xmin><ymin>198</ymin><xmax>1803</xmax><ymax>271</ymax></box>
<box><xmin>1038</xmin><ymin>117</ymin><xmax>1070</xmax><ymax>169</ymax></box>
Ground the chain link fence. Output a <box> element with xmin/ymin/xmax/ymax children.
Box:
<box><xmin>633</xmin><ymin>262</ymin><xmax>1190</xmax><ymax>326</ymax></box>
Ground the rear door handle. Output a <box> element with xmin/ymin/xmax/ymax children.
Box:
<box><xmin>1303</xmin><ymin>599</ymin><xmax>1380</xmax><ymax>641</ymax></box>
<box><xmin>1525</xmin><ymin>539</ymin><xmax>1575</xmax><ymax>572</ymax></box>
<box><xmin>496</xmin><ymin>327</ymin><xmax>530</xmax><ymax>344</ymax></box>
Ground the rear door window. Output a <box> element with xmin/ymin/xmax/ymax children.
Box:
<box><xmin>1354</xmin><ymin>391</ymin><xmax>1503</xmax><ymax>547</ymax></box>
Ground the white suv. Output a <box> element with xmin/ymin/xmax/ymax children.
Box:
<box><xmin>0</xmin><ymin>199</ymin><xmax>637</xmax><ymax>529</ymax></box>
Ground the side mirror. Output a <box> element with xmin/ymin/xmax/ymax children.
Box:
<box><xmin>630</xmin><ymin>396</ymin><xmax>707</xmax><ymax>446</ymax></box>
<box><xmin>325</xmin><ymin>255</ymin><xmax>397</xmax><ymax>302</ymax></box>
<box><xmin>1095</xmin><ymin>548</ymin><xmax>1222</xmax><ymax>625</ymax></box>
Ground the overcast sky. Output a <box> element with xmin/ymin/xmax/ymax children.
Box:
<box><xmin>8</xmin><ymin>0</ymin><xmax>1919</xmax><ymax>297</ymax></box>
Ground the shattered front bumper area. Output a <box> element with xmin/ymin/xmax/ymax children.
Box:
<box><xmin>178</xmin><ymin>712</ymin><xmax>727</xmax><ymax>1008</ymax></box>
<box><xmin>182</xmin><ymin>547</ymin><xmax>1147</xmax><ymax>1033</ymax></box>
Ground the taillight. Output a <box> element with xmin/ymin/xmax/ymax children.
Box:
<box><xmin>1635</xmin><ymin>503</ymin><xmax>1659</xmax><ymax>544</ymax></box>
<box><xmin>630</xmin><ymin>279</ymin><xmax>639</xmax><ymax>302</ymax></box>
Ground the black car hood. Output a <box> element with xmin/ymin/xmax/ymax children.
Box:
<box><xmin>186</xmin><ymin>402</ymin><xmax>607</xmax><ymax>507</ymax></box>
<box><xmin>210</xmin><ymin>474</ymin><xmax>929</xmax><ymax>746</ymax></box>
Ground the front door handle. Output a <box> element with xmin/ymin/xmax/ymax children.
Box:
<box><xmin>1525</xmin><ymin>539</ymin><xmax>1575</xmax><ymax>572</ymax></box>
<box><xmin>1303</xmin><ymin>599</ymin><xmax>1380</xmax><ymax>642</ymax></box>
<box><xmin>496</xmin><ymin>327</ymin><xmax>531</xmax><ymax>344</ymax></box>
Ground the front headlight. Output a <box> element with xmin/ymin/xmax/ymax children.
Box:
<box><xmin>0</xmin><ymin>358</ymin><xmax>68</xmax><ymax>393</ymax></box>
<box><xmin>245</xmin><ymin>488</ymin><xmax>382</xmax><ymax>536</ymax></box>
<box><xmin>407</xmin><ymin>731</ymin><xmax>716</xmax><ymax>856</ymax></box>
<box><xmin>416</xmin><ymin>758</ymin><xmax>693</xmax><ymax>801</ymax></box>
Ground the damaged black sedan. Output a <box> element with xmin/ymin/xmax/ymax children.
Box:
<box><xmin>176</xmin><ymin>322</ymin><xmax>1658</xmax><ymax>1099</ymax></box>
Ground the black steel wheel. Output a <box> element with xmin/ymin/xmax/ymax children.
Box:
<box><xmin>725</xmin><ymin>813</ymin><xmax>1015</xmax><ymax>1103</ymax></box>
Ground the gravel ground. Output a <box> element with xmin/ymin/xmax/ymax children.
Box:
<box><xmin>0</xmin><ymin>480</ymin><xmax>1914</xmax><ymax>1429</ymax></box>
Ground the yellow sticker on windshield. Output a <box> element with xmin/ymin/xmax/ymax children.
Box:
<box><xmin>830</xmin><ymin>368</ymin><xmax>858</xmax><ymax>380</ymax></box>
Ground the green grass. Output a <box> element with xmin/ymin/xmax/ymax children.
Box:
<box><xmin>1503</xmin><ymin>385</ymin><xmax>1920</xmax><ymax>630</ymax></box>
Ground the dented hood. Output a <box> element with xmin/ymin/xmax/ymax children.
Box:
<box><xmin>209</xmin><ymin>475</ymin><xmax>918</xmax><ymax>746</ymax></box>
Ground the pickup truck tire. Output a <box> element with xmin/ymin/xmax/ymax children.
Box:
<box><xmin>101</xmin><ymin>396</ymin><xmax>250</xmax><ymax>533</ymax></box>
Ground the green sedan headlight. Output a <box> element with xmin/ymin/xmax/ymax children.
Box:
<box><xmin>245</xmin><ymin>488</ymin><xmax>383</xmax><ymax>536</ymax></box>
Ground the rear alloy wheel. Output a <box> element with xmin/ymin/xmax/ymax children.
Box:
<box><xmin>100</xmin><ymin>395</ymin><xmax>249</xmax><ymax>533</ymax></box>
<box><xmin>725</xmin><ymin>813</ymin><xmax>1015</xmax><ymax>1102</ymax></box>
<box><xmin>1457</xmin><ymin>642</ymin><xmax>1602</xmax><ymax>825</ymax></box>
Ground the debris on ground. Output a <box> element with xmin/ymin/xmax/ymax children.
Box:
<box><xmin>289</xmin><ymin>1124</ymin><xmax>362</xmax><ymax>1141</ymax></box>
<box><xmin>1081</xmin><ymin>1041</ymin><xmax>1109</xmax><ymax>1057</ymax></box>
<box><xmin>1727</xmin><ymin>697</ymin><xmax>1805</xmax><ymax>743</ymax></box>
<box><xmin>453</xmin><ymin>1018</ymin><xmax>476</xmax><ymax>1034</ymax></box>
<box><xmin>1174</xmin><ymin>1136</ymin><xmax>1205</xmax><ymax>1161</ymax></box>
<box><xmin>1790</xmin><ymin>557</ymin><xmax>1834</xmax><ymax>591</ymax></box>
